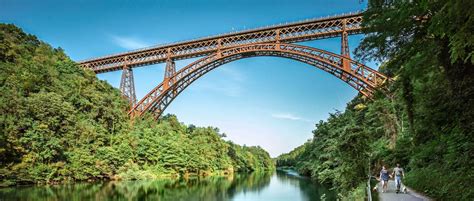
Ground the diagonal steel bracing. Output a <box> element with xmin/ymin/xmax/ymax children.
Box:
<box><xmin>119</xmin><ymin>66</ymin><xmax>136</xmax><ymax>106</ymax></box>
<box><xmin>129</xmin><ymin>43</ymin><xmax>389</xmax><ymax>119</ymax></box>
<box><xmin>78</xmin><ymin>13</ymin><xmax>363</xmax><ymax>74</ymax></box>
<box><xmin>78</xmin><ymin>12</ymin><xmax>390</xmax><ymax>119</ymax></box>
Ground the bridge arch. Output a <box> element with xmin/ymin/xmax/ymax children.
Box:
<box><xmin>129</xmin><ymin>43</ymin><xmax>388</xmax><ymax>118</ymax></box>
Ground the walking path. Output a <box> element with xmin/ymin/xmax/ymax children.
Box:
<box><xmin>378</xmin><ymin>180</ymin><xmax>431</xmax><ymax>201</ymax></box>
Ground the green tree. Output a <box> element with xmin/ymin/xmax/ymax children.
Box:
<box><xmin>0</xmin><ymin>24</ymin><xmax>274</xmax><ymax>185</ymax></box>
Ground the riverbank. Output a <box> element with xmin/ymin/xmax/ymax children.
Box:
<box><xmin>0</xmin><ymin>168</ymin><xmax>267</xmax><ymax>187</ymax></box>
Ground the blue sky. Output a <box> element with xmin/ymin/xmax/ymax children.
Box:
<box><xmin>1</xmin><ymin>0</ymin><xmax>375</xmax><ymax>157</ymax></box>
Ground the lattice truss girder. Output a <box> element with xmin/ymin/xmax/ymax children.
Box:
<box><xmin>120</xmin><ymin>67</ymin><xmax>137</xmax><ymax>105</ymax></box>
<box><xmin>129</xmin><ymin>43</ymin><xmax>388</xmax><ymax>119</ymax></box>
<box><xmin>79</xmin><ymin>13</ymin><xmax>363</xmax><ymax>73</ymax></box>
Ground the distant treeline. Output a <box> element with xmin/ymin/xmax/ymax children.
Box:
<box><xmin>277</xmin><ymin>0</ymin><xmax>474</xmax><ymax>200</ymax></box>
<box><xmin>0</xmin><ymin>24</ymin><xmax>274</xmax><ymax>186</ymax></box>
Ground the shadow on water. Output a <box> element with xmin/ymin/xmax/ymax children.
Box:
<box><xmin>275</xmin><ymin>169</ymin><xmax>336</xmax><ymax>201</ymax></box>
<box><xmin>0</xmin><ymin>171</ymin><xmax>335</xmax><ymax>201</ymax></box>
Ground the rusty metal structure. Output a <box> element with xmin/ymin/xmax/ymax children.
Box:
<box><xmin>78</xmin><ymin>12</ymin><xmax>389</xmax><ymax>119</ymax></box>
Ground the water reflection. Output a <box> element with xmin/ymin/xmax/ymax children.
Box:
<box><xmin>275</xmin><ymin>170</ymin><xmax>336</xmax><ymax>201</ymax></box>
<box><xmin>0</xmin><ymin>171</ymin><xmax>334</xmax><ymax>201</ymax></box>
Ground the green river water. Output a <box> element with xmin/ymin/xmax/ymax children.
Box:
<box><xmin>0</xmin><ymin>170</ymin><xmax>335</xmax><ymax>201</ymax></box>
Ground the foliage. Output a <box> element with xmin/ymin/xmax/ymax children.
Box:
<box><xmin>275</xmin><ymin>143</ymin><xmax>305</xmax><ymax>167</ymax></box>
<box><xmin>277</xmin><ymin>97</ymin><xmax>400</xmax><ymax>196</ymax></box>
<box><xmin>0</xmin><ymin>24</ymin><xmax>274</xmax><ymax>186</ymax></box>
<box><xmin>227</xmin><ymin>142</ymin><xmax>274</xmax><ymax>172</ymax></box>
<box><xmin>277</xmin><ymin>0</ymin><xmax>474</xmax><ymax>200</ymax></box>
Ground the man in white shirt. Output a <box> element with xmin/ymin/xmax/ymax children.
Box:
<box><xmin>392</xmin><ymin>163</ymin><xmax>405</xmax><ymax>193</ymax></box>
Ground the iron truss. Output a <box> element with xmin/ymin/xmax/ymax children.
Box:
<box><xmin>79</xmin><ymin>13</ymin><xmax>363</xmax><ymax>73</ymax></box>
<box><xmin>77</xmin><ymin>12</ymin><xmax>390</xmax><ymax>118</ymax></box>
<box><xmin>129</xmin><ymin>43</ymin><xmax>389</xmax><ymax>119</ymax></box>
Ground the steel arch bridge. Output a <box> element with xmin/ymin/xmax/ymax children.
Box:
<box><xmin>78</xmin><ymin>12</ymin><xmax>390</xmax><ymax>119</ymax></box>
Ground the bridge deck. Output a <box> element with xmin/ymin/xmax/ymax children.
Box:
<box><xmin>79</xmin><ymin>12</ymin><xmax>363</xmax><ymax>74</ymax></box>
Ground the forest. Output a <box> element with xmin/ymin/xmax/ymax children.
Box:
<box><xmin>0</xmin><ymin>23</ymin><xmax>274</xmax><ymax>186</ymax></box>
<box><xmin>277</xmin><ymin>0</ymin><xmax>473</xmax><ymax>200</ymax></box>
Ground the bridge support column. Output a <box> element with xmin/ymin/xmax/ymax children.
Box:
<box><xmin>275</xmin><ymin>29</ymin><xmax>281</xmax><ymax>50</ymax></box>
<box><xmin>120</xmin><ymin>65</ymin><xmax>137</xmax><ymax>107</ymax></box>
<box><xmin>163</xmin><ymin>59</ymin><xmax>176</xmax><ymax>90</ymax></box>
<box><xmin>341</xmin><ymin>19</ymin><xmax>351</xmax><ymax>80</ymax></box>
<box><xmin>216</xmin><ymin>39</ymin><xmax>223</xmax><ymax>59</ymax></box>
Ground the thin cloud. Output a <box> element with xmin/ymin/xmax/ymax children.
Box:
<box><xmin>199</xmin><ymin>84</ymin><xmax>242</xmax><ymax>97</ymax></box>
<box><xmin>192</xmin><ymin>66</ymin><xmax>246</xmax><ymax>97</ymax></box>
<box><xmin>220</xmin><ymin>67</ymin><xmax>245</xmax><ymax>82</ymax></box>
<box><xmin>272</xmin><ymin>113</ymin><xmax>312</xmax><ymax>122</ymax></box>
<box><xmin>110</xmin><ymin>35</ymin><xmax>149</xmax><ymax>50</ymax></box>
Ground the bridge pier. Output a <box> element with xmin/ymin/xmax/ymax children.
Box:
<box><xmin>341</xmin><ymin>19</ymin><xmax>352</xmax><ymax>80</ymax></box>
<box><xmin>120</xmin><ymin>65</ymin><xmax>137</xmax><ymax>107</ymax></box>
<box><xmin>163</xmin><ymin>59</ymin><xmax>176</xmax><ymax>90</ymax></box>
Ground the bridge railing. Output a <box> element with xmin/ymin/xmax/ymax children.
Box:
<box><xmin>78</xmin><ymin>12</ymin><xmax>363</xmax><ymax>73</ymax></box>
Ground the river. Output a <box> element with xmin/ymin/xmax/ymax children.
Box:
<box><xmin>0</xmin><ymin>169</ymin><xmax>335</xmax><ymax>201</ymax></box>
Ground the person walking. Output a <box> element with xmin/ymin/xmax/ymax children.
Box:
<box><xmin>379</xmin><ymin>165</ymin><xmax>390</xmax><ymax>193</ymax></box>
<box><xmin>392</xmin><ymin>163</ymin><xmax>405</xmax><ymax>193</ymax></box>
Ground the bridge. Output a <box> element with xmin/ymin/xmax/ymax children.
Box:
<box><xmin>78</xmin><ymin>12</ymin><xmax>389</xmax><ymax>119</ymax></box>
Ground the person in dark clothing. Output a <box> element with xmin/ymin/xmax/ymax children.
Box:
<box><xmin>379</xmin><ymin>165</ymin><xmax>390</xmax><ymax>193</ymax></box>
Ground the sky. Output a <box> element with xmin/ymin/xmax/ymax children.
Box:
<box><xmin>0</xmin><ymin>0</ymin><xmax>376</xmax><ymax>157</ymax></box>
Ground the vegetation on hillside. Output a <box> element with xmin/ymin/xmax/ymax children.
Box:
<box><xmin>277</xmin><ymin>0</ymin><xmax>474</xmax><ymax>200</ymax></box>
<box><xmin>0</xmin><ymin>24</ymin><xmax>274</xmax><ymax>186</ymax></box>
